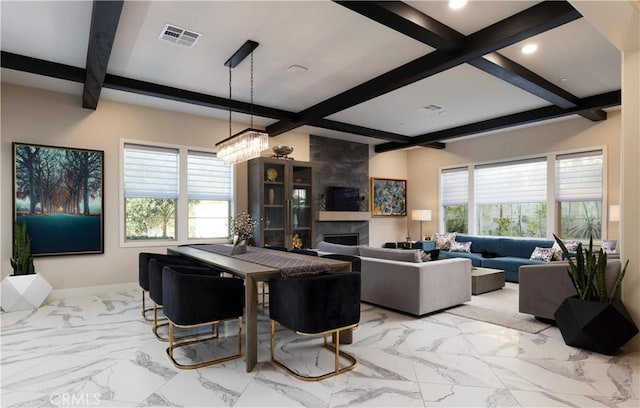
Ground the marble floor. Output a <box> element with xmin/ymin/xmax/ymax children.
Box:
<box><xmin>1</xmin><ymin>282</ymin><xmax>638</xmax><ymax>408</ymax></box>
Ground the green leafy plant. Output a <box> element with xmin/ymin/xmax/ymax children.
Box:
<box><xmin>11</xmin><ymin>222</ymin><xmax>35</xmax><ymax>275</ymax></box>
<box><xmin>553</xmin><ymin>234</ymin><xmax>628</xmax><ymax>303</ymax></box>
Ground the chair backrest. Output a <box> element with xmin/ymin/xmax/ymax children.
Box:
<box><xmin>162</xmin><ymin>266</ymin><xmax>244</xmax><ymax>326</ymax></box>
<box><xmin>264</xmin><ymin>246</ymin><xmax>288</xmax><ymax>251</ymax></box>
<box><xmin>291</xmin><ymin>248</ymin><xmax>318</xmax><ymax>256</ymax></box>
<box><xmin>147</xmin><ymin>256</ymin><xmax>200</xmax><ymax>304</ymax></box>
<box><xmin>269</xmin><ymin>272</ymin><xmax>361</xmax><ymax>334</ymax></box>
<box><xmin>320</xmin><ymin>253</ymin><xmax>361</xmax><ymax>272</ymax></box>
<box><xmin>383</xmin><ymin>242</ymin><xmax>397</xmax><ymax>249</ymax></box>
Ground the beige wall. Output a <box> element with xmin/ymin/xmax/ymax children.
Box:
<box><xmin>0</xmin><ymin>83</ymin><xmax>308</xmax><ymax>288</ymax></box>
<box><xmin>405</xmin><ymin>111</ymin><xmax>622</xmax><ymax>241</ymax></box>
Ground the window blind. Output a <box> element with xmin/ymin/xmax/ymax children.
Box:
<box><xmin>441</xmin><ymin>168</ymin><xmax>468</xmax><ymax>205</ymax></box>
<box><xmin>556</xmin><ymin>150</ymin><xmax>603</xmax><ymax>201</ymax></box>
<box><xmin>475</xmin><ymin>158</ymin><xmax>546</xmax><ymax>204</ymax></box>
<box><xmin>124</xmin><ymin>144</ymin><xmax>179</xmax><ymax>199</ymax></box>
<box><xmin>187</xmin><ymin>151</ymin><xmax>232</xmax><ymax>200</ymax></box>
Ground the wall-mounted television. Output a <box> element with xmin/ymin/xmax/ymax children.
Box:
<box><xmin>326</xmin><ymin>186</ymin><xmax>360</xmax><ymax>211</ymax></box>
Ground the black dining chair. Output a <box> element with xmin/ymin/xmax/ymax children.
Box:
<box><xmin>138</xmin><ymin>253</ymin><xmax>198</xmax><ymax>322</ymax></box>
<box><xmin>320</xmin><ymin>253</ymin><xmax>361</xmax><ymax>273</ymax></box>
<box><xmin>148</xmin><ymin>256</ymin><xmax>210</xmax><ymax>341</ymax></box>
<box><xmin>162</xmin><ymin>265</ymin><xmax>245</xmax><ymax>369</ymax></box>
<box><xmin>269</xmin><ymin>272</ymin><xmax>361</xmax><ymax>381</ymax></box>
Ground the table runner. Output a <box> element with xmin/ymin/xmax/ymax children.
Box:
<box><xmin>190</xmin><ymin>244</ymin><xmax>331</xmax><ymax>277</ymax></box>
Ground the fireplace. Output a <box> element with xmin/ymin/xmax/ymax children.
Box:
<box><xmin>323</xmin><ymin>233</ymin><xmax>359</xmax><ymax>246</ymax></box>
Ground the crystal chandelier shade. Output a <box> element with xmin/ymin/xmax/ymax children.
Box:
<box><xmin>216</xmin><ymin>40</ymin><xmax>268</xmax><ymax>165</ymax></box>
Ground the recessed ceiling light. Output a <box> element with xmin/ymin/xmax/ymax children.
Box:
<box><xmin>521</xmin><ymin>44</ymin><xmax>538</xmax><ymax>55</ymax></box>
<box><xmin>448</xmin><ymin>0</ymin><xmax>467</xmax><ymax>10</ymax></box>
<box><xmin>418</xmin><ymin>104</ymin><xmax>443</xmax><ymax>113</ymax></box>
<box><xmin>286</xmin><ymin>65</ymin><xmax>308</xmax><ymax>73</ymax></box>
<box><xmin>560</xmin><ymin>77</ymin><xmax>568</xmax><ymax>82</ymax></box>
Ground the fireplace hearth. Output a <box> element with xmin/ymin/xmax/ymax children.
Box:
<box><xmin>323</xmin><ymin>234</ymin><xmax>359</xmax><ymax>246</ymax></box>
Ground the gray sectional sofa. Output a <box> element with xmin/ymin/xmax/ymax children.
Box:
<box><xmin>438</xmin><ymin>234</ymin><xmax>555</xmax><ymax>282</ymax></box>
<box><xmin>317</xmin><ymin>242</ymin><xmax>472</xmax><ymax>316</ymax></box>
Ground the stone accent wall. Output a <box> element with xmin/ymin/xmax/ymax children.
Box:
<box><xmin>310</xmin><ymin>135</ymin><xmax>369</xmax><ymax>245</ymax></box>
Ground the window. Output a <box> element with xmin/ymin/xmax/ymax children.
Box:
<box><xmin>124</xmin><ymin>144</ymin><xmax>178</xmax><ymax>240</ymax></box>
<box><xmin>556</xmin><ymin>151</ymin><xmax>603</xmax><ymax>239</ymax></box>
<box><xmin>187</xmin><ymin>151</ymin><xmax>232</xmax><ymax>239</ymax></box>
<box><xmin>441</xmin><ymin>168</ymin><xmax>468</xmax><ymax>233</ymax></box>
<box><xmin>475</xmin><ymin>159</ymin><xmax>547</xmax><ymax>237</ymax></box>
<box><xmin>122</xmin><ymin>142</ymin><xmax>233</xmax><ymax>244</ymax></box>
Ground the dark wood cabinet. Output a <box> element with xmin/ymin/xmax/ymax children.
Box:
<box><xmin>248</xmin><ymin>158</ymin><xmax>314</xmax><ymax>249</ymax></box>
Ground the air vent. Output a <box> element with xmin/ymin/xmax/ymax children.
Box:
<box><xmin>159</xmin><ymin>24</ymin><xmax>201</xmax><ymax>48</ymax></box>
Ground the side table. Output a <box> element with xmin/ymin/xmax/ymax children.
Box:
<box><xmin>471</xmin><ymin>267</ymin><xmax>505</xmax><ymax>295</ymax></box>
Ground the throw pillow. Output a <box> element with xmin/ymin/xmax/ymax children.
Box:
<box><xmin>563</xmin><ymin>240</ymin><xmax>580</xmax><ymax>252</ymax></box>
<box><xmin>434</xmin><ymin>232</ymin><xmax>456</xmax><ymax>250</ymax></box>
<box><xmin>450</xmin><ymin>241</ymin><xmax>472</xmax><ymax>253</ymax></box>
<box><xmin>551</xmin><ymin>242</ymin><xmax>563</xmax><ymax>261</ymax></box>
<box><xmin>420</xmin><ymin>249</ymin><xmax>441</xmax><ymax>262</ymax></box>
<box><xmin>481</xmin><ymin>250</ymin><xmax>501</xmax><ymax>258</ymax></box>
<box><xmin>530</xmin><ymin>246</ymin><xmax>554</xmax><ymax>262</ymax></box>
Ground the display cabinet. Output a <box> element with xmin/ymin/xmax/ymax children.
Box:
<box><xmin>248</xmin><ymin>158</ymin><xmax>314</xmax><ymax>249</ymax></box>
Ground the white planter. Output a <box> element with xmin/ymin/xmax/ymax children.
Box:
<box><xmin>1</xmin><ymin>273</ymin><xmax>53</xmax><ymax>312</ymax></box>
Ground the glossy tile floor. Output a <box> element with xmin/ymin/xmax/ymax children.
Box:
<box><xmin>1</xmin><ymin>282</ymin><xmax>638</xmax><ymax>408</ymax></box>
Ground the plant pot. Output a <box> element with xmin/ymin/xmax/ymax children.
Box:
<box><xmin>1</xmin><ymin>273</ymin><xmax>53</xmax><ymax>312</ymax></box>
<box><xmin>231</xmin><ymin>239</ymin><xmax>248</xmax><ymax>255</ymax></box>
<box><xmin>554</xmin><ymin>295</ymin><xmax>639</xmax><ymax>355</ymax></box>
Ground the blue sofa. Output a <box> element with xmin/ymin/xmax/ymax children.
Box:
<box><xmin>438</xmin><ymin>234</ymin><xmax>555</xmax><ymax>283</ymax></box>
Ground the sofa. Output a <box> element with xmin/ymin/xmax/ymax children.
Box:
<box><xmin>519</xmin><ymin>260</ymin><xmax>622</xmax><ymax>321</ymax></box>
<box><xmin>317</xmin><ymin>241</ymin><xmax>472</xmax><ymax>316</ymax></box>
<box><xmin>437</xmin><ymin>234</ymin><xmax>555</xmax><ymax>283</ymax></box>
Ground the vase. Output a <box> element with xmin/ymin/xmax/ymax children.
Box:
<box><xmin>268</xmin><ymin>188</ymin><xmax>275</xmax><ymax>205</ymax></box>
<box><xmin>1</xmin><ymin>273</ymin><xmax>53</xmax><ymax>312</ymax></box>
<box><xmin>231</xmin><ymin>239</ymin><xmax>248</xmax><ymax>255</ymax></box>
<box><xmin>554</xmin><ymin>295</ymin><xmax>639</xmax><ymax>355</ymax></box>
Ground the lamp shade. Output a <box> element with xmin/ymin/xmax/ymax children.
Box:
<box><xmin>609</xmin><ymin>205</ymin><xmax>620</xmax><ymax>222</ymax></box>
<box><xmin>412</xmin><ymin>209</ymin><xmax>432</xmax><ymax>221</ymax></box>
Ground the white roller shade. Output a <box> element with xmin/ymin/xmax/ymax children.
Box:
<box><xmin>441</xmin><ymin>168</ymin><xmax>468</xmax><ymax>205</ymax></box>
<box><xmin>556</xmin><ymin>150</ymin><xmax>603</xmax><ymax>201</ymax></box>
<box><xmin>124</xmin><ymin>144</ymin><xmax>179</xmax><ymax>199</ymax></box>
<box><xmin>187</xmin><ymin>151</ymin><xmax>232</xmax><ymax>200</ymax></box>
<box><xmin>475</xmin><ymin>158</ymin><xmax>546</xmax><ymax>204</ymax></box>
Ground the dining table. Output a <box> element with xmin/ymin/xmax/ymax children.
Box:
<box><xmin>166</xmin><ymin>245</ymin><xmax>352</xmax><ymax>372</ymax></box>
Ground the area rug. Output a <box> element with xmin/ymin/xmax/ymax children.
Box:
<box><xmin>445</xmin><ymin>283</ymin><xmax>552</xmax><ymax>334</ymax></box>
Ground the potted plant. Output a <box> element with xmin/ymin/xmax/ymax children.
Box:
<box><xmin>0</xmin><ymin>222</ymin><xmax>52</xmax><ymax>312</ymax></box>
<box><xmin>553</xmin><ymin>234</ymin><xmax>638</xmax><ymax>355</ymax></box>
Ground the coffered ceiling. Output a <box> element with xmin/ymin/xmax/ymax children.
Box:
<box><xmin>0</xmin><ymin>1</ymin><xmax>625</xmax><ymax>151</ymax></box>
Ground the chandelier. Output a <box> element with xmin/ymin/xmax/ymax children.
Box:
<box><xmin>216</xmin><ymin>40</ymin><xmax>269</xmax><ymax>164</ymax></box>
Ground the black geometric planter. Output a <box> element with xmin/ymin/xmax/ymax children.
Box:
<box><xmin>554</xmin><ymin>296</ymin><xmax>639</xmax><ymax>355</ymax></box>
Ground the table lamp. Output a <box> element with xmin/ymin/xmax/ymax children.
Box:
<box><xmin>411</xmin><ymin>209</ymin><xmax>432</xmax><ymax>241</ymax></box>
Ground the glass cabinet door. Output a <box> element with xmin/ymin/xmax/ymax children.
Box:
<box><xmin>291</xmin><ymin>165</ymin><xmax>312</xmax><ymax>249</ymax></box>
<box><xmin>263</xmin><ymin>162</ymin><xmax>286</xmax><ymax>248</ymax></box>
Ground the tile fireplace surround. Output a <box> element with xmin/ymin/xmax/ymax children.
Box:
<box><xmin>1</xmin><ymin>283</ymin><xmax>638</xmax><ymax>407</ymax></box>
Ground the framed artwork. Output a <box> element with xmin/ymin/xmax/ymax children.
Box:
<box><xmin>13</xmin><ymin>142</ymin><xmax>104</xmax><ymax>256</ymax></box>
<box><xmin>371</xmin><ymin>177</ymin><xmax>407</xmax><ymax>217</ymax></box>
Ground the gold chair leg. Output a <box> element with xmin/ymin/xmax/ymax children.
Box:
<box><xmin>165</xmin><ymin>317</ymin><xmax>243</xmax><ymax>369</ymax></box>
<box><xmin>270</xmin><ymin>321</ymin><xmax>357</xmax><ymax>381</ymax></box>
<box><xmin>141</xmin><ymin>290</ymin><xmax>154</xmax><ymax>322</ymax></box>
<box><xmin>154</xmin><ymin>302</ymin><xmax>219</xmax><ymax>343</ymax></box>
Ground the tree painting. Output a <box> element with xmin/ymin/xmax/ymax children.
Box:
<box><xmin>13</xmin><ymin>143</ymin><xmax>104</xmax><ymax>256</ymax></box>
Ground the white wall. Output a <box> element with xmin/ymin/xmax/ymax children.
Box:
<box><xmin>1</xmin><ymin>83</ymin><xmax>308</xmax><ymax>288</ymax></box>
<box><xmin>405</xmin><ymin>111</ymin><xmax>622</xmax><ymax>242</ymax></box>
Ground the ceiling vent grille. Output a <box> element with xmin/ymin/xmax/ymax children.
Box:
<box><xmin>159</xmin><ymin>24</ymin><xmax>201</xmax><ymax>48</ymax></box>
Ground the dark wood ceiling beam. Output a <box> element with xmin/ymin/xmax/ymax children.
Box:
<box><xmin>336</xmin><ymin>1</ymin><xmax>604</xmax><ymax>123</ymax></box>
<box><xmin>312</xmin><ymin>118</ymin><xmax>433</xmax><ymax>145</ymax></box>
<box><xmin>83</xmin><ymin>0</ymin><xmax>123</xmax><ymax>110</ymax></box>
<box><xmin>267</xmin><ymin>1</ymin><xmax>582</xmax><ymax>137</ymax></box>
<box><xmin>375</xmin><ymin>90</ymin><xmax>620</xmax><ymax>153</ymax></box>
<box><xmin>1</xmin><ymin>51</ymin><xmax>85</xmax><ymax>82</ymax></box>
<box><xmin>335</xmin><ymin>1</ymin><xmax>464</xmax><ymax>51</ymax></box>
<box><xmin>103</xmin><ymin>74</ymin><xmax>296</xmax><ymax>120</ymax></box>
